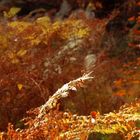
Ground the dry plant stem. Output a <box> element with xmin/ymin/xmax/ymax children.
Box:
<box><xmin>37</xmin><ymin>72</ymin><xmax>94</xmax><ymax>119</ymax></box>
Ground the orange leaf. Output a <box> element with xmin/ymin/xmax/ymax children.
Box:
<box><xmin>128</xmin><ymin>16</ymin><xmax>135</xmax><ymax>22</ymax></box>
<box><xmin>113</xmin><ymin>79</ymin><xmax>122</xmax><ymax>87</ymax></box>
<box><xmin>90</xmin><ymin>111</ymin><xmax>97</xmax><ymax>118</ymax></box>
<box><xmin>137</xmin><ymin>2</ymin><xmax>140</xmax><ymax>6</ymax></box>
<box><xmin>17</xmin><ymin>84</ymin><xmax>23</xmax><ymax>91</ymax></box>
<box><xmin>133</xmin><ymin>29</ymin><xmax>140</xmax><ymax>35</ymax></box>
<box><xmin>114</xmin><ymin>90</ymin><xmax>126</xmax><ymax>97</ymax></box>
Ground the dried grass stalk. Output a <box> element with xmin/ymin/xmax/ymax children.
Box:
<box><xmin>37</xmin><ymin>72</ymin><xmax>94</xmax><ymax>119</ymax></box>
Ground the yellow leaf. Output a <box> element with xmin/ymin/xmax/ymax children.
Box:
<box><xmin>4</xmin><ymin>7</ymin><xmax>21</xmax><ymax>18</ymax></box>
<box><xmin>11</xmin><ymin>58</ymin><xmax>19</xmax><ymax>64</ymax></box>
<box><xmin>7</xmin><ymin>51</ymin><xmax>15</xmax><ymax>59</ymax></box>
<box><xmin>8</xmin><ymin>21</ymin><xmax>31</xmax><ymax>32</ymax></box>
<box><xmin>17</xmin><ymin>49</ymin><xmax>27</xmax><ymax>57</ymax></box>
<box><xmin>36</xmin><ymin>16</ymin><xmax>51</xmax><ymax>27</ymax></box>
<box><xmin>17</xmin><ymin>84</ymin><xmax>23</xmax><ymax>91</ymax></box>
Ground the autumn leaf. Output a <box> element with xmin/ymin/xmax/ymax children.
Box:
<box><xmin>36</xmin><ymin>16</ymin><xmax>51</xmax><ymax>28</ymax></box>
<box><xmin>137</xmin><ymin>2</ymin><xmax>140</xmax><ymax>6</ymax></box>
<box><xmin>114</xmin><ymin>89</ymin><xmax>126</xmax><ymax>97</ymax></box>
<box><xmin>128</xmin><ymin>16</ymin><xmax>135</xmax><ymax>22</ymax></box>
<box><xmin>133</xmin><ymin>29</ymin><xmax>140</xmax><ymax>35</ymax></box>
<box><xmin>113</xmin><ymin>79</ymin><xmax>122</xmax><ymax>87</ymax></box>
<box><xmin>4</xmin><ymin>7</ymin><xmax>21</xmax><ymax>18</ymax></box>
<box><xmin>11</xmin><ymin>58</ymin><xmax>19</xmax><ymax>64</ymax></box>
<box><xmin>17</xmin><ymin>49</ymin><xmax>27</xmax><ymax>57</ymax></box>
<box><xmin>17</xmin><ymin>84</ymin><xmax>23</xmax><ymax>91</ymax></box>
<box><xmin>90</xmin><ymin>111</ymin><xmax>97</xmax><ymax>118</ymax></box>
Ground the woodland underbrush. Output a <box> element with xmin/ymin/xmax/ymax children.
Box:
<box><xmin>0</xmin><ymin>0</ymin><xmax>139</xmax><ymax>139</ymax></box>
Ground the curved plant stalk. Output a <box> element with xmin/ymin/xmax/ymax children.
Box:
<box><xmin>37</xmin><ymin>72</ymin><xmax>94</xmax><ymax>119</ymax></box>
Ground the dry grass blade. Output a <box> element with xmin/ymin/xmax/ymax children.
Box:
<box><xmin>37</xmin><ymin>72</ymin><xmax>94</xmax><ymax>119</ymax></box>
